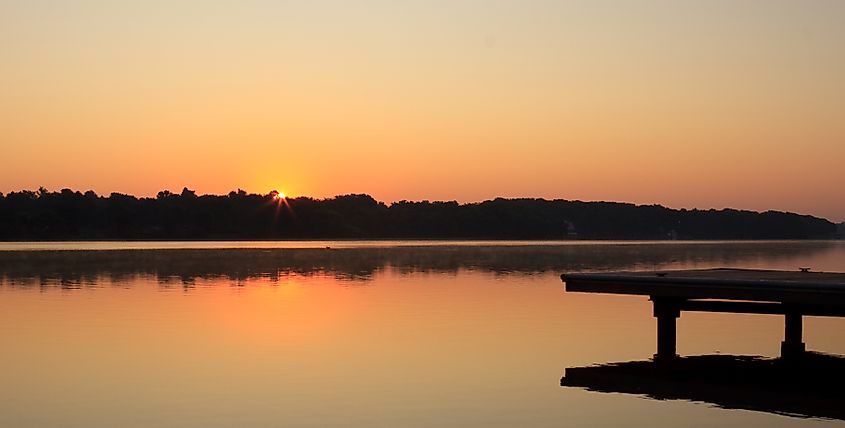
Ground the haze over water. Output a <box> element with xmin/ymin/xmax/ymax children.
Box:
<box><xmin>2</xmin><ymin>241</ymin><xmax>844</xmax><ymax>427</ymax></box>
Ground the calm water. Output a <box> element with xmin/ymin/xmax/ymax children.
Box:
<box><xmin>1</xmin><ymin>241</ymin><xmax>844</xmax><ymax>427</ymax></box>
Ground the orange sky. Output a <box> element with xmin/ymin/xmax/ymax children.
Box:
<box><xmin>1</xmin><ymin>1</ymin><xmax>843</xmax><ymax>221</ymax></box>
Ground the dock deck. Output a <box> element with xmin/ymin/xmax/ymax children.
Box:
<box><xmin>561</xmin><ymin>268</ymin><xmax>845</xmax><ymax>360</ymax></box>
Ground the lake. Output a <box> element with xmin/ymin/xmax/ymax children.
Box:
<box><xmin>1</xmin><ymin>241</ymin><xmax>844</xmax><ymax>427</ymax></box>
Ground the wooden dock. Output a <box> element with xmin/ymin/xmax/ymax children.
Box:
<box><xmin>561</xmin><ymin>268</ymin><xmax>845</xmax><ymax>360</ymax></box>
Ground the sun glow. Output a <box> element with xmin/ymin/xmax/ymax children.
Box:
<box><xmin>272</xmin><ymin>191</ymin><xmax>286</xmax><ymax>201</ymax></box>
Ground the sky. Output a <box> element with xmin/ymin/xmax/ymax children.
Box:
<box><xmin>1</xmin><ymin>0</ymin><xmax>843</xmax><ymax>221</ymax></box>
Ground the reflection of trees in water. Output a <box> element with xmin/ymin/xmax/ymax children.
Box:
<box><xmin>0</xmin><ymin>242</ymin><xmax>837</xmax><ymax>289</ymax></box>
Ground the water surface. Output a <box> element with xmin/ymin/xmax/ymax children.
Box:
<box><xmin>1</xmin><ymin>241</ymin><xmax>844</xmax><ymax>427</ymax></box>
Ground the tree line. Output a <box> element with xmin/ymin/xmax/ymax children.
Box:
<box><xmin>0</xmin><ymin>187</ymin><xmax>838</xmax><ymax>240</ymax></box>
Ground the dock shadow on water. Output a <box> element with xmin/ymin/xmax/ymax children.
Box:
<box><xmin>561</xmin><ymin>352</ymin><xmax>845</xmax><ymax>421</ymax></box>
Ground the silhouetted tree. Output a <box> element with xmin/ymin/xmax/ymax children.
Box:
<box><xmin>180</xmin><ymin>187</ymin><xmax>197</xmax><ymax>198</ymax></box>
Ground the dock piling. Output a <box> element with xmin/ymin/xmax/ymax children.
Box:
<box><xmin>652</xmin><ymin>297</ymin><xmax>681</xmax><ymax>362</ymax></box>
<box><xmin>781</xmin><ymin>312</ymin><xmax>805</xmax><ymax>360</ymax></box>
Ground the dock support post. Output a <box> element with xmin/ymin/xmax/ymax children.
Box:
<box><xmin>781</xmin><ymin>312</ymin><xmax>805</xmax><ymax>360</ymax></box>
<box><xmin>651</xmin><ymin>297</ymin><xmax>681</xmax><ymax>362</ymax></box>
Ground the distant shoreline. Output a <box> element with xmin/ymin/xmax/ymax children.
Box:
<box><xmin>1</xmin><ymin>189</ymin><xmax>840</xmax><ymax>241</ymax></box>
